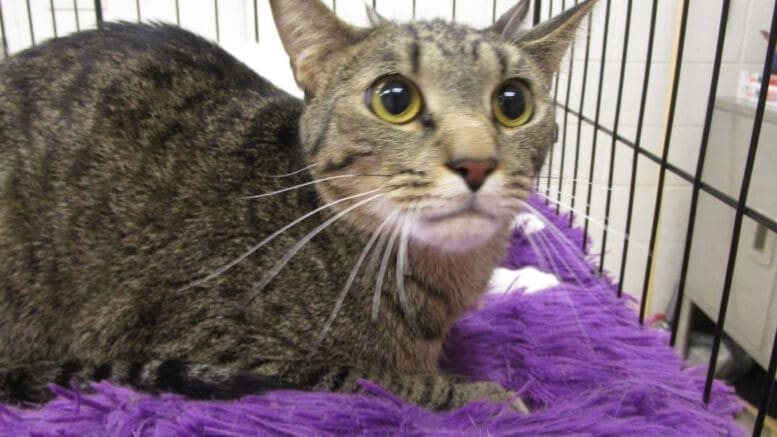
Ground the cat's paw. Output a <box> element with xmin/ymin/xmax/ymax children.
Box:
<box><xmin>451</xmin><ymin>380</ymin><xmax>530</xmax><ymax>413</ymax></box>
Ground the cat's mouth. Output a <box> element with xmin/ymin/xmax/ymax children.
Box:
<box><xmin>409</xmin><ymin>196</ymin><xmax>504</xmax><ymax>251</ymax></box>
<box><xmin>424</xmin><ymin>204</ymin><xmax>496</xmax><ymax>223</ymax></box>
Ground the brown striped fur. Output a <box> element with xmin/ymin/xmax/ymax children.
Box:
<box><xmin>0</xmin><ymin>0</ymin><xmax>596</xmax><ymax>410</ymax></box>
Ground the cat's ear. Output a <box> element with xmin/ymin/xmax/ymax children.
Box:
<box><xmin>487</xmin><ymin>0</ymin><xmax>531</xmax><ymax>39</ymax></box>
<box><xmin>514</xmin><ymin>0</ymin><xmax>597</xmax><ymax>80</ymax></box>
<box><xmin>270</xmin><ymin>0</ymin><xmax>358</xmax><ymax>94</ymax></box>
<box><xmin>365</xmin><ymin>4</ymin><xmax>390</xmax><ymax>27</ymax></box>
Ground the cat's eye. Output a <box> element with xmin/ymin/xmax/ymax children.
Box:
<box><xmin>367</xmin><ymin>75</ymin><xmax>422</xmax><ymax>124</ymax></box>
<box><xmin>492</xmin><ymin>79</ymin><xmax>533</xmax><ymax>128</ymax></box>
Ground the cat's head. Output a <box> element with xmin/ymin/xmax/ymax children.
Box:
<box><xmin>271</xmin><ymin>0</ymin><xmax>596</xmax><ymax>252</ymax></box>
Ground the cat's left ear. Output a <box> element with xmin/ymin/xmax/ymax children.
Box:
<box><xmin>270</xmin><ymin>0</ymin><xmax>359</xmax><ymax>94</ymax></box>
<box><xmin>510</xmin><ymin>0</ymin><xmax>597</xmax><ymax>81</ymax></box>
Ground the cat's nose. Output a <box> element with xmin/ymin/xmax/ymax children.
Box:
<box><xmin>446</xmin><ymin>158</ymin><xmax>498</xmax><ymax>192</ymax></box>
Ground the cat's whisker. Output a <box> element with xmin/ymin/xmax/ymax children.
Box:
<box><xmin>181</xmin><ymin>189</ymin><xmax>382</xmax><ymax>291</ymax></box>
<box><xmin>500</xmin><ymin>226</ymin><xmax>553</xmax><ymax>295</ymax></box>
<box><xmin>533</xmin><ymin>191</ymin><xmax>630</xmax><ymax>242</ymax></box>
<box><xmin>395</xmin><ymin>204</ymin><xmax>419</xmax><ymax>333</ymax></box>
<box><xmin>313</xmin><ymin>211</ymin><xmax>398</xmax><ymax>352</ymax></box>
<box><xmin>529</xmin><ymin>235</ymin><xmax>596</xmax><ymax>353</ymax></box>
<box><xmin>373</xmin><ymin>219</ymin><xmax>401</xmax><ymax>322</ymax></box>
<box><xmin>518</xmin><ymin>202</ymin><xmax>625</xmax><ymax>319</ymax></box>
<box><xmin>257</xmin><ymin>164</ymin><xmax>317</xmax><ymax>178</ymax></box>
<box><xmin>517</xmin><ymin>201</ymin><xmax>593</xmax><ymax>271</ymax></box>
<box><xmin>528</xmin><ymin>229</ymin><xmax>586</xmax><ymax>288</ymax></box>
<box><xmin>247</xmin><ymin>192</ymin><xmax>385</xmax><ymax>303</ymax></box>
<box><xmin>242</xmin><ymin>174</ymin><xmax>361</xmax><ymax>200</ymax></box>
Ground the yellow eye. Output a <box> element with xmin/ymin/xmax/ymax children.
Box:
<box><xmin>368</xmin><ymin>75</ymin><xmax>423</xmax><ymax>124</ymax></box>
<box><xmin>492</xmin><ymin>79</ymin><xmax>533</xmax><ymax>127</ymax></box>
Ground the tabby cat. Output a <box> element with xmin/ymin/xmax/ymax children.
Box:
<box><xmin>0</xmin><ymin>0</ymin><xmax>595</xmax><ymax>410</ymax></box>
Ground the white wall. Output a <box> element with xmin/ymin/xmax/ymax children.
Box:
<box><xmin>1</xmin><ymin>0</ymin><xmax>773</xmax><ymax>317</ymax></box>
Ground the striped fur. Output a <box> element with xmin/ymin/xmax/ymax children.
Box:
<box><xmin>0</xmin><ymin>0</ymin><xmax>595</xmax><ymax>410</ymax></box>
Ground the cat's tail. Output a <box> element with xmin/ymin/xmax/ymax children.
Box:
<box><xmin>0</xmin><ymin>358</ymin><xmax>297</xmax><ymax>405</ymax></box>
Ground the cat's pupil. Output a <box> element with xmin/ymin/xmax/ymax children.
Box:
<box><xmin>497</xmin><ymin>84</ymin><xmax>526</xmax><ymax>119</ymax></box>
<box><xmin>379</xmin><ymin>81</ymin><xmax>412</xmax><ymax>115</ymax></box>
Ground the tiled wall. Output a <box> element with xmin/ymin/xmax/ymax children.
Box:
<box><xmin>1</xmin><ymin>0</ymin><xmax>773</xmax><ymax>317</ymax></box>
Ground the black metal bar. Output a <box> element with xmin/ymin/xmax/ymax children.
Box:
<box><xmin>754</xmin><ymin>327</ymin><xmax>777</xmax><ymax>436</ymax></box>
<box><xmin>412</xmin><ymin>0</ymin><xmax>415</xmax><ymax>21</ymax></box>
<box><xmin>568</xmin><ymin>3</ymin><xmax>593</xmax><ymax>225</ymax></box>
<box><xmin>582</xmin><ymin>0</ymin><xmax>611</xmax><ymax>253</ymax></box>
<box><xmin>25</xmin><ymin>0</ymin><xmax>35</xmax><ymax>45</ymax></box>
<box><xmin>175</xmin><ymin>0</ymin><xmax>180</xmax><ymax>26</ymax></box>
<box><xmin>599</xmin><ymin>0</ymin><xmax>632</xmax><ymax>271</ymax></box>
<box><xmin>253</xmin><ymin>0</ymin><xmax>259</xmax><ymax>42</ymax></box>
<box><xmin>135</xmin><ymin>0</ymin><xmax>141</xmax><ymax>22</ymax></box>
<box><xmin>0</xmin><ymin>0</ymin><xmax>8</xmax><ymax>57</ymax></box>
<box><xmin>640</xmin><ymin>0</ymin><xmax>689</xmax><ymax>325</ymax></box>
<box><xmin>553</xmin><ymin>104</ymin><xmax>777</xmax><ymax>234</ymax></box>
<box><xmin>544</xmin><ymin>0</ymin><xmax>556</xmax><ymax>203</ymax></box>
<box><xmin>94</xmin><ymin>0</ymin><xmax>103</xmax><ymax>30</ymax></box>
<box><xmin>452</xmin><ymin>0</ymin><xmax>456</xmax><ymax>21</ymax></box>
<box><xmin>703</xmin><ymin>0</ymin><xmax>777</xmax><ymax>405</ymax></box>
<box><xmin>670</xmin><ymin>0</ymin><xmax>730</xmax><ymax>346</ymax></box>
<box><xmin>610</xmin><ymin>14</ymin><xmax>650</xmax><ymax>317</ymax></box>
<box><xmin>552</xmin><ymin>0</ymin><xmax>578</xmax><ymax>213</ymax></box>
<box><xmin>492</xmin><ymin>0</ymin><xmax>497</xmax><ymax>23</ymax></box>
<box><xmin>214</xmin><ymin>0</ymin><xmax>220</xmax><ymax>42</ymax></box>
<box><xmin>73</xmin><ymin>0</ymin><xmax>80</xmax><ymax>31</ymax></box>
<box><xmin>533</xmin><ymin>0</ymin><xmax>541</xmax><ymax>26</ymax></box>
<box><xmin>49</xmin><ymin>0</ymin><xmax>58</xmax><ymax>37</ymax></box>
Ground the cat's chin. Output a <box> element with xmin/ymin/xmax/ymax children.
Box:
<box><xmin>411</xmin><ymin>211</ymin><xmax>502</xmax><ymax>252</ymax></box>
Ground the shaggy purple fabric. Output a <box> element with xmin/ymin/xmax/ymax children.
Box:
<box><xmin>0</xmin><ymin>196</ymin><xmax>743</xmax><ymax>436</ymax></box>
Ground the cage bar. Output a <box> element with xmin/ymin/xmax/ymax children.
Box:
<box><xmin>702</xmin><ymin>0</ymin><xmax>777</xmax><ymax>406</ymax></box>
<box><xmin>0</xmin><ymin>1</ymin><xmax>8</xmax><ymax>57</ymax></box>
<box><xmin>615</xmin><ymin>0</ymin><xmax>658</xmax><ymax>295</ymax></box>
<box><xmin>754</xmin><ymin>327</ymin><xmax>777</xmax><ymax>435</ymax></box>
<box><xmin>567</xmin><ymin>3</ymin><xmax>593</xmax><ymax>226</ymax></box>
<box><xmin>669</xmin><ymin>0</ymin><xmax>730</xmax><ymax>346</ymax></box>
<box><xmin>94</xmin><ymin>0</ymin><xmax>103</xmax><ymax>30</ymax></box>
<box><xmin>581</xmin><ymin>0</ymin><xmax>611</xmax><ymax>253</ymax></box>
<box><xmin>73</xmin><ymin>0</ymin><xmax>80</xmax><ymax>31</ymax></box>
<box><xmin>639</xmin><ymin>0</ymin><xmax>689</xmax><ymax>324</ymax></box>
<box><xmin>214</xmin><ymin>0</ymin><xmax>220</xmax><ymax>42</ymax></box>
<box><xmin>599</xmin><ymin>0</ymin><xmax>632</xmax><ymax>272</ymax></box>
<box><xmin>49</xmin><ymin>0</ymin><xmax>58</xmax><ymax>37</ymax></box>
<box><xmin>25</xmin><ymin>0</ymin><xmax>35</xmax><ymax>45</ymax></box>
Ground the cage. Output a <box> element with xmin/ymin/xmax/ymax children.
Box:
<box><xmin>0</xmin><ymin>0</ymin><xmax>775</xmax><ymax>435</ymax></box>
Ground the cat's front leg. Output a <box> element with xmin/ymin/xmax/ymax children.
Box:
<box><xmin>253</xmin><ymin>360</ymin><xmax>529</xmax><ymax>412</ymax></box>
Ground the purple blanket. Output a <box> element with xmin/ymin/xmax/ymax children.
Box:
<box><xmin>0</xmin><ymin>197</ymin><xmax>743</xmax><ymax>436</ymax></box>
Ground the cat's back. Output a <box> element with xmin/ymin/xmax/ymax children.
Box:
<box><xmin>0</xmin><ymin>22</ymin><xmax>288</xmax><ymax>153</ymax></box>
<box><xmin>0</xmin><ymin>23</ymin><xmax>310</xmax><ymax>363</ymax></box>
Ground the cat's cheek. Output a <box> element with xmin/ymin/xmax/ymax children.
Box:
<box><xmin>410</xmin><ymin>216</ymin><xmax>503</xmax><ymax>252</ymax></box>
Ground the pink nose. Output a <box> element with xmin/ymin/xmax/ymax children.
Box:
<box><xmin>446</xmin><ymin>158</ymin><xmax>498</xmax><ymax>192</ymax></box>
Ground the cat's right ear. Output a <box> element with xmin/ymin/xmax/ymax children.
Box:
<box><xmin>270</xmin><ymin>0</ymin><xmax>358</xmax><ymax>94</ymax></box>
<box><xmin>487</xmin><ymin>0</ymin><xmax>531</xmax><ymax>39</ymax></box>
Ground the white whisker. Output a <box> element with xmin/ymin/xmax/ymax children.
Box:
<box><xmin>247</xmin><ymin>192</ymin><xmax>384</xmax><ymax>302</ymax></box>
<box><xmin>396</xmin><ymin>205</ymin><xmax>418</xmax><ymax>333</ymax></box>
<box><xmin>313</xmin><ymin>211</ymin><xmax>397</xmax><ymax>352</ymax></box>
<box><xmin>181</xmin><ymin>189</ymin><xmax>381</xmax><ymax>291</ymax></box>
<box><xmin>524</xmin><ymin>232</ymin><xmax>595</xmax><ymax>353</ymax></box>
<box><xmin>257</xmin><ymin>164</ymin><xmax>317</xmax><ymax>178</ymax></box>
<box><xmin>373</xmin><ymin>220</ymin><xmax>401</xmax><ymax>322</ymax></box>
<box><xmin>242</xmin><ymin>174</ymin><xmax>361</xmax><ymax>200</ymax></box>
<box><xmin>533</xmin><ymin>191</ymin><xmax>630</xmax><ymax>242</ymax></box>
